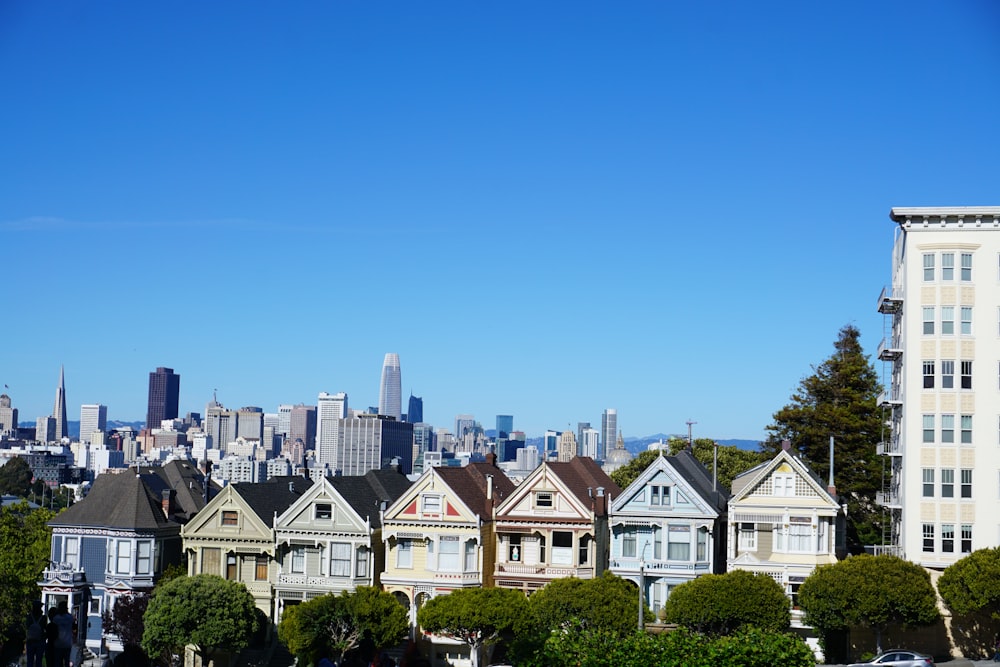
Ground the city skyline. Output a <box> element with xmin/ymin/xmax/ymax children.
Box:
<box><xmin>3</xmin><ymin>4</ymin><xmax>999</xmax><ymax>441</ymax></box>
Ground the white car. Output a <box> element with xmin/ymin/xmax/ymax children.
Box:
<box><xmin>847</xmin><ymin>649</ymin><xmax>935</xmax><ymax>667</ymax></box>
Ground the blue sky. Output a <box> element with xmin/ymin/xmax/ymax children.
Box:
<box><xmin>3</xmin><ymin>2</ymin><xmax>999</xmax><ymax>441</ymax></box>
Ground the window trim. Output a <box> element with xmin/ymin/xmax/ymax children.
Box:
<box><xmin>221</xmin><ymin>510</ymin><xmax>239</xmax><ymax>527</ymax></box>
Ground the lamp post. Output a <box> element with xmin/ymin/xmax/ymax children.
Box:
<box><xmin>638</xmin><ymin>557</ymin><xmax>645</xmax><ymax>630</ymax></box>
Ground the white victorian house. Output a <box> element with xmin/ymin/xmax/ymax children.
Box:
<box><xmin>609</xmin><ymin>449</ymin><xmax>729</xmax><ymax>617</ymax></box>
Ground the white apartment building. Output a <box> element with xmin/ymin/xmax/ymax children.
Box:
<box><xmin>878</xmin><ymin>206</ymin><xmax>1000</xmax><ymax>568</ymax></box>
<box><xmin>316</xmin><ymin>392</ymin><xmax>348</xmax><ymax>469</ymax></box>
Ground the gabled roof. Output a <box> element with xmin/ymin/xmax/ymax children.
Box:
<box><xmin>50</xmin><ymin>472</ymin><xmax>176</xmax><ymax>531</ymax></box>
<box><xmin>729</xmin><ymin>448</ymin><xmax>839</xmax><ymax>506</ymax></box>
<box><xmin>668</xmin><ymin>449</ymin><xmax>730</xmax><ymax>512</ymax></box>
<box><xmin>229</xmin><ymin>476</ymin><xmax>314</xmax><ymax>526</ymax></box>
<box><xmin>329</xmin><ymin>468</ymin><xmax>413</xmax><ymax>528</ymax></box>
<box><xmin>545</xmin><ymin>457</ymin><xmax>621</xmax><ymax>515</ymax></box>
<box><xmin>137</xmin><ymin>459</ymin><xmax>215</xmax><ymax>520</ymax></box>
<box><xmin>433</xmin><ymin>463</ymin><xmax>515</xmax><ymax>518</ymax></box>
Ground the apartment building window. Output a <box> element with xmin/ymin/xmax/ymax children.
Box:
<box><xmin>291</xmin><ymin>545</ymin><xmax>305</xmax><ymax>573</ymax></box>
<box><xmin>942</xmin><ymin>415</ymin><xmax>955</xmax><ymax>443</ymax></box>
<box><xmin>961</xmin><ymin>469</ymin><xmax>973</xmax><ymax>498</ymax></box>
<box><xmin>961</xmin><ymin>362</ymin><xmax>972</xmax><ymax>390</ymax></box>
<box><xmin>942</xmin><ymin>469</ymin><xmax>955</xmax><ymax>498</ymax></box>
<box><xmin>942</xmin><ymin>253</ymin><xmax>955</xmax><ymax>280</ymax></box>
<box><xmin>923</xmin><ymin>524</ymin><xmax>934</xmax><ymax>552</ymax></box>
<box><xmin>961</xmin><ymin>308</ymin><xmax>973</xmax><ymax>335</ymax></box>
<box><xmin>923</xmin><ymin>253</ymin><xmax>935</xmax><ymax>281</ymax></box>
<box><xmin>622</xmin><ymin>528</ymin><xmax>637</xmax><ymax>557</ymax></box>
<box><xmin>923</xmin><ymin>415</ymin><xmax>935</xmax><ymax>443</ymax></box>
<box><xmin>739</xmin><ymin>523</ymin><xmax>756</xmax><ymax>550</ymax></box>
<box><xmin>330</xmin><ymin>542</ymin><xmax>351</xmax><ymax>576</ymax></box>
<box><xmin>961</xmin><ymin>252</ymin><xmax>972</xmax><ymax>281</ymax></box>
<box><xmin>356</xmin><ymin>547</ymin><xmax>369</xmax><ymax>578</ymax></box>
<box><xmin>923</xmin><ymin>361</ymin><xmax>935</xmax><ymax>389</ymax></box>
<box><xmin>942</xmin><ymin>360</ymin><xmax>955</xmax><ymax>389</ymax></box>
<box><xmin>667</xmin><ymin>525</ymin><xmax>691</xmax><ymax>561</ymax></box>
<box><xmin>923</xmin><ymin>307</ymin><xmax>935</xmax><ymax>334</ymax></box>
<box><xmin>961</xmin><ymin>415</ymin><xmax>973</xmax><ymax>444</ymax></box>
<box><xmin>255</xmin><ymin>555</ymin><xmax>268</xmax><ymax>581</ymax></box>
<box><xmin>922</xmin><ymin>469</ymin><xmax>935</xmax><ymax>497</ymax></box>
<box><xmin>961</xmin><ymin>525</ymin><xmax>973</xmax><ymax>553</ymax></box>
<box><xmin>942</xmin><ymin>524</ymin><xmax>955</xmax><ymax>552</ymax></box>
<box><xmin>942</xmin><ymin>306</ymin><xmax>955</xmax><ymax>335</ymax></box>
<box><xmin>396</xmin><ymin>539</ymin><xmax>413</xmax><ymax>568</ymax></box>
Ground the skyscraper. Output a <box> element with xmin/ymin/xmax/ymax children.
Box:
<box><xmin>236</xmin><ymin>407</ymin><xmax>264</xmax><ymax>441</ymax></box>
<box><xmin>53</xmin><ymin>365</ymin><xmax>68</xmax><ymax>441</ymax></box>
<box><xmin>79</xmin><ymin>404</ymin><xmax>108</xmax><ymax>445</ymax></box>
<box><xmin>407</xmin><ymin>394</ymin><xmax>423</xmax><ymax>424</ymax></box>
<box><xmin>336</xmin><ymin>413</ymin><xmax>413</xmax><ymax>476</ymax></box>
<box><xmin>289</xmin><ymin>404</ymin><xmax>316</xmax><ymax>448</ymax></box>
<box><xmin>601</xmin><ymin>409</ymin><xmax>617</xmax><ymax>462</ymax></box>
<box><xmin>455</xmin><ymin>415</ymin><xmax>476</xmax><ymax>441</ymax></box>
<box><xmin>379</xmin><ymin>353</ymin><xmax>402</xmax><ymax>421</ymax></box>
<box><xmin>496</xmin><ymin>415</ymin><xmax>514</xmax><ymax>440</ymax></box>
<box><xmin>0</xmin><ymin>393</ymin><xmax>17</xmax><ymax>437</ymax></box>
<box><xmin>146</xmin><ymin>367</ymin><xmax>180</xmax><ymax>430</ymax></box>
<box><xmin>316</xmin><ymin>392</ymin><xmax>348</xmax><ymax>469</ymax></box>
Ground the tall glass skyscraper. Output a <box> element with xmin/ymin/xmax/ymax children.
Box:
<box><xmin>379</xmin><ymin>353</ymin><xmax>402</xmax><ymax>421</ymax></box>
<box><xmin>496</xmin><ymin>415</ymin><xmax>513</xmax><ymax>439</ymax></box>
<box><xmin>601</xmin><ymin>408</ymin><xmax>617</xmax><ymax>462</ymax></box>
<box><xmin>53</xmin><ymin>365</ymin><xmax>68</xmax><ymax>440</ymax></box>
<box><xmin>146</xmin><ymin>367</ymin><xmax>180</xmax><ymax>430</ymax></box>
<box><xmin>407</xmin><ymin>394</ymin><xmax>423</xmax><ymax>424</ymax></box>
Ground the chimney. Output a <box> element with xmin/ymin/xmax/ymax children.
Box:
<box><xmin>827</xmin><ymin>435</ymin><xmax>837</xmax><ymax>496</ymax></box>
<box><xmin>161</xmin><ymin>489</ymin><xmax>176</xmax><ymax>517</ymax></box>
<box><xmin>486</xmin><ymin>474</ymin><xmax>494</xmax><ymax>500</ymax></box>
<box><xmin>781</xmin><ymin>439</ymin><xmax>792</xmax><ymax>451</ymax></box>
<box><xmin>485</xmin><ymin>452</ymin><xmax>497</xmax><ymax>467</ymax></box>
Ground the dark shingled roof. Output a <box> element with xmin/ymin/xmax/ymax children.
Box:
<box><xmin>434</xmin><ymin>462</ymin><xmax>515</xmax><ymax>518</ymax></box>
<box><xmin>329</xmin><ymin>468</ymin><xmax>413</xmax><ymax>528</ymax></box>
<box><xmin>230</xmin><ymin>476</ymin><xmax>314</xmax><ymax>526</ymax></box>
<box><xmin>546</xmin><ymin>456</ymin><xmax>621</xmax><ymax>516</ymax></box>
<box><xmin>50</xmin><ymin>472</ymin><xmax>177</xmax><ymax>531</ymax></box>
<box><xmin>136</xmin><ymin>460</ymin><xmax>215</xmax><ymax>520</ymax></box>
<box><xmin>667</xmin><ymin>449</ymin><xmax>730</xmax><ymax>513</ymax></box>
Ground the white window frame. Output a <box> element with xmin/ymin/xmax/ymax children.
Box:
<box><xmin>942</xmin><ymin>252</ymin><xmax>955</xmax><ymax>280</ymax></box>
<box><xmin>738</xmin><ymin>523</ymin><xmax>756</xmax><ymax>551</ymax></box>
<box><xmin>922</xmin><ymin>524</ymin><xmax>934</xmax><ymax>552</ymax></box>
<box><xmin>355</xmin><ymin>546</ymin><xmax>369</xmax><ymax>578</ymax></box>
<box><xmin>942</xmin><ymin>360</ymin><xmax>955</xmax><ymax>389</ymax></box>
<box><xmin>773</xmin><ymin>473</ymin><xmax>795</xmax><ymax>497</ymax></box>
<box><xmin>291</xmin><ymin>545</ymin><xmax>305</xmax><ymax>573</ymax></box>
<box><xmin>667</xmin><ymin>524</ymin><xmax>690</xmax><ymax>561</ymax></box>
<box><xmin>961</xmin><ymin>469</ymin><xmax>972</xmax><ymax>498</ymax></box>
<box><xmin>464</xmin><ymin>539</ymin><xmax>477</xmax><ymax>571</ymax></box>
<box><xmin>551</xmin><ymin>531</ymin><xmax>573</xmax><ymax>566</ymax></box>
<box><xmin>942</xmin><ymin>469</ymin><xmax>955</xmax><ymax>498</ymax></box>
<box><xmin>788</xmin><ymin>518</ymin><xmax>812</xmax><ymax>553</ymax></box>
<box><xmin>961</xmin><ymin>252</ymin><xmax>972</xmax><ymax>281</ymax></box>
<box><xmin>922</xmin><ymin>468</ymin><xmax>934</xmax><ymax>497</ymax></box>
<box><xmin>329</xmin><ymin>542</ymin><xmax>352</xmax><ymax>577</ymax></box>
<box><xmin>942</xmin><ymin>524</ymin><xmax>954</xmax><ymax>552</ymax></box>
<box><xmin>622</xmin><ymin>528</ymin><xmax>637</xmax><ymax>558</ymax></box>
<box><xmin>923</xmin><ymin>360</ymin><xmax>935</xmax><ymax>389</ymax></box>
<box><xmin>421</xmin><ymin>495</ymin><xmax>442</xmax><ymax>515</ymax></box>
<box><xmin>534</xmin><ymin>491</ymin><xmax>553</xmax><ymax>509</ymax></box>
<box><xmin>942</xmin><ymin>306</ymin><xmax>955</xmax><ymax>335</ymax></box>
<box><xmin>64</xmin><ymin>536</ymin><xmax>79</xmax><ymax>567</ymax></box>
<box><xmin>923</xmin><ymin>253</ymin><xmax>935</xmax><ymax>281</ymax></box>
<box><xmin>923</xmin><ymin>307</ymin><xmax>935</xmax><ymax>334</ymax></box>
<box><xmin>961</xmin><ymin>362</ymin><xmax>972</xmax><ymax>390</ymax></box>
<box><xmin>396</xmin><ymin>539</ymin><xmax>413</xmax><ymax>568</ymax></box>
<box><xmin>136</xmin><ymin>540</ymin><xmax>152</xmax><ymax>575</ymax></box>
<box><xmin>438</xmin><ymin>536</ymin><xmax>460</xmax><ymax>571</ymax></box>
<box><xmin>961</xmin><ymin>307</ymin><xmax>972</xmax><ymax>335</ymax></box>
<box><xmin>961</xmin><ymin>415</ymin><xmax>973</xmax><ymax>444</ymax></box>
<box><xmin>923</xmin><ymin>415</ymin><xmax>935</xmax><ymax>443</ymax></box>
<box><xmin>942</xmin><ymin>414</ymin><xmax>955</xmax><ymax>444</ymax></box>
<box><xmin>962</xmin><ymin>524</ymin><xmax>973</xmax><ymax>553</ymax></box>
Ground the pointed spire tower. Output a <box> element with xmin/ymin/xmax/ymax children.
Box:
<box><xmin>53</xmin><ymin>365</ymin><xmax>68</xmax><ymax>440</ymax></box>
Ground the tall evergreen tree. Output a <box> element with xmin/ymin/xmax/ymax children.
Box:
<box><xmin>764</xmin><ymin>324</ymin><xmax>884</xmax><ymax>551</ymax></box>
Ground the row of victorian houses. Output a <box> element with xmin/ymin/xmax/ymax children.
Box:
<box><xmin>37</xmin><ymin>443</ymin><xmax>845</xmax><ymax>664</ymax></box>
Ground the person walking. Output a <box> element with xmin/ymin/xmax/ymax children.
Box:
<box><xmin>24</xmin><ymin>601</ymin><xmax>48</xmax><ymax>667</ymax></box>
<box><xmin>51</xmin><ymin>602</ymin><xmax>74</xmax><ymax>667</ymax></box>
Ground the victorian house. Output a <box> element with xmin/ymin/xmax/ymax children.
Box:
<box><xmin>381</xmin><ymin>459</ymin><xmax>515</xmax><ymax>623</ymax></box>
<box><xmin>726</xmin><ymin>443</ymin><xmax>846</xmax><ymax>614</ymax></box>
<box><xmin>41</xmin><ymin>460</ymin><xmax>211</xmax><ymax>655</ymax></box>
<box><xmin>493</xmin><ymin>456</ymin><xmax>620</xmax><ymax>594</ymax></box>
<box><xmin>609</xmin><ymin>449</ymin><xmax>729</xmax><ymax>617</ymax></box>
<box><xmin>272</xmin><ymin>469</ymin><xmax>411</xmax><ymax>621</ymax></box>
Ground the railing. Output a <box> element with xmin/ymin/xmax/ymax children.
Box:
<box><xmin>876</xmin><ymin>434</ymin><xmax>901</xmax><ymax>456</ymax></box>
<box><xmin>876</xmin><ymin>491</ymin><xmax>901</xmax><ymax>508</ymax></box>
<box><xmin>877</xmin><ymin>388</ymin><xmax>902</xmax><ymax>407</ymax></box>
<box><xmin>495</xmin><ymin>564</ymin><xmax>595</xmax><ymax>578</ymax></box>
<box><xmin>865</xmin><ymin>544</ymin><xmax>902</xmax><ymax>557</ymax></box>
<box><xmin>610</xmin><ymin>559</ymin><xmax>711</xmax><ymax>572</ymax></box>
<box><xmin>877</xmin><ymin>287</ymin><xmax>903</xmax><ymax>313</ymax></box>
<box><xmin>277</xmin><ymin>573</ymin><xmax>361</xmax><ymax>588</ymax></box>
<box><xmin>877</xmin><ymin>337</ymin><xmax>902</xmax><ymax>360</ymax></box>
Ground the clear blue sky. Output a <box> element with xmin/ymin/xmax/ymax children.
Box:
<box><xmin>3</xmin><ymin>2</ymin><xmax>999</xmax><ymax>441</ymax></box>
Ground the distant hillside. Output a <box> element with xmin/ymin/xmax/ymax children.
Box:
<box><xmin>19</xmin><ymin>420</ymin><xmax>145</xmax><ymax>438</ymax></box>
<box><xmin>524</xmin><ymin>434</ymin><xmax>761</xmax><ymax>455</ymax></box>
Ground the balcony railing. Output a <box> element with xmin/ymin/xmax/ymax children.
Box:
<box><xmin>610</xmin><ymin>558</ymin><xmax>712</xmax><ymax>573</ymax></box>
<box><xmin>495</xmin><ymin>564</ymin><xmax>595</xmax><ymax>579</ymax></box>
<box><xmin>876</xmin><ymin>435</ymin><xmax>902</xmax><ymax>456</ymax></box>
<box><xmin>877</xmin><ymin>287</ymin><xmax>903</xmax><ymax>314</ymax></box>
<box><xmin>877</xmin><ymin>337</ymin><xmax>903</xmax><ymax>361</ymax></box>
<box><xmin>877</xmin><ymin>389</ymin><xmax>902</xmax><ymax>408</ymax></box>
<box><xmin>876</xmin><ymin>491</ymin><xmax>902</xmax><ymax>509</ymax></box>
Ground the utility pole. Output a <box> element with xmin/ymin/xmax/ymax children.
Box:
<box><xmin>686</xmin><ymin>419</ymin><xmax>697</xmax><ymax>449</ymax></box>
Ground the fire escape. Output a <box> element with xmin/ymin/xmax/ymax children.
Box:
<box><xmin>874</xmin><ymin>286</ymin><xmax>903</xmax><ymax>556</ymax></box>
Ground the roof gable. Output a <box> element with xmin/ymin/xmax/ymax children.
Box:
<box><xmin>384</xmin><ymin>468</ymin><xmax>476</xmax><ymax>524</ymax></box>
<box><xmin>275</xmin><ymin>477</ymin><xmax>368</xmax><ymax>533</ymax></box>
<box><xmin>50</xmin><ymin>472</ymin><xmax>176</xmax><ymax>531</ymax></box>
<box><xmin>611</xmin><ymin>452</ymin><xmax>724</xmax><ymax>518</ymax></box>
<box><xmin>729</xmin><ymin>449</ymin><xmax>839</xmax><ymax>509</ymax></box>
<box><xmin>496</xmin><ymin>457</ymin><xmax>618</xmax><ymax>521</ymax></box>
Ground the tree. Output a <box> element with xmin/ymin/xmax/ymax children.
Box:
<box><xmin>141</xmin><ymin>574</ymin><xmax>258</xmax><ymax>667</ymax></box>
<box><xmin>0</xmin><ymin>456</ymin><xmax>33</xmax><ymax>497</ymax></box>
<box><xmin>0</xmin><ymin>501</ymin><xmax>54</xmax><ymax>650</ymax></box>
<box><xmin>102</xmin><ymin>593</ymin><xmax>150</xmax><ymax>651</ymax></box>
<box><xmin>417</xmin><ymin>587</ymin><xmax>528</xmax><ymax>667</ymax></box>
<box><xmin>662</xmin><ymin>569</ymin><xmax>790</xmax><ymax>635</ymax></box>
<box><xmin>764</xmin><ymin>324</ymin><xmax>884</xmax><ymax>551</ymax></box>
<box><xmin>277</xmin><ymin>587</ymin><xmax>407</xmax><ymax>665</ymax></box>
<box><xmin>529</xmin><ymin>571</ymin><xmax>650</xmax><ymax>637</ymax></box>
<box><xmin>939</xmin><ymin>547</ymin><xmax>1000</xmax><ymax>618</ymax></box>
<box><xmin>611</xmin><ymin>439</ymin><xmax>766</xmax><ymax>492</ymax></box>
<box><xmin>798</xmin><ymin>554</ymin><xmax>939</xmax><ymax>654</ymax></box>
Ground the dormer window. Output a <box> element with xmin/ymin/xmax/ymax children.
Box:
<box><xmin>315</xmin><ymin>503</ymin><xmax>333</xmax><ymax>520</ymax></box>
<box><xmin>535</xmin><ymin>492</ymin><xmax>553</xmax><ymax>508</ymax></box>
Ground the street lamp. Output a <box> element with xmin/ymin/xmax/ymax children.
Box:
<box><xmin>638</xmin><ymin>542</ymin><xmax>651</xmax><ymax>630</ymax></box>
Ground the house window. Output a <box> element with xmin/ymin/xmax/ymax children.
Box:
<box><xmin>923</xmin><ymin>307</ymin><xmax>935</xmax><ymax>334</ymax></box>
<box><xmin>397</xmin><ymin>539</ymin><xmax>413</xmax><ymax>568</ymax></box>
<box><xmin>330</xmin><ymin>542</ymin><xmax>351</xmax><ymax>577</ymax></box>
<box><xmin>961</xmin><ymin>362</ymin><xmax>973</xmax><ymax>390</ymax></box>
<box><xmin>816</xmin><ymin>520</ymin><xmax>828</xmax><ymax>553</ymax></box>
<box><xmin>961</xmin><ymin>525</ymin><xmax>973</xmax><ymax>553</ymax></box>
<box><xmin>942</xmin><ymin>469</ymin><xmax>955</xmax><ymax>498</ymax></box>
<box><xmin>225</xmin><ymin>554</ymin><xmax>237</xmax><ymax>581</ymax></box>
<box><xmin>923</xmin><ymin>524</ymin><xmax>934</xmax><ymax>552</ymax></box>
<box><xmin>942</xmin><ymin>415</ymin><xmax>955</xmax><ymax>444</ymax></box>
<box><xmin>578</xmin><ymin>535</ymin><xmax>590</xmax><ymax>565</ymax></box>
<box><xmin>923</xmin><ymin>361</ymin><xmax>935</xmax><ymax>389</ymax></box>
<box><xmin>789</xmin><ymin>517</ymin><xmax>812</xmax><ymax>552</ymax></box>
<box><xmin>942</xmin><ymin>360</ymin><xmax>955</xmax><ymax>389</ymax></box>
<box><xmin>922</xmin><ymin>469</ymin><xmax>934</xmax><ymax>497</ymax></box>
<box><xmin>923</xmin><ymin>415</ymin><xmax>935</xmax><ymax>443</ymax></box>
<box><xmin>221</xmin><ymin>510</ymin><xmax>238</xmax><ymax>526</ymax></box>
<box><xmin>942</xmin><ymin>253</ymin><xmax>954</xmax><ymax>280</ymax></box>
<box><xmin>650</xmin><ymin>485</ymin><xmax>670</xmax><ymax>506</ymax></box>
<box><xmin>201</xmin><ymin>547</ymin><xmax>220</xmax><ymax>575</ymax></box>
<box><xmin>255</xmin><ymin>555</ymin><xmax>268</xmax><ymax>581</ymax></box>
<box><xmin>961</xmin><ymin>252</ymin><xmax>972</xmax><ymax>281</ymax></box>
<box><xmin>136</xmin><ymin>541</ymin><xmax>152</xmax><ymax>575</ymax></box>
<box><xmin>773</xmin><ymin>474</ymin><xmax>795</xmax><ymax>496</ymax></box>
<box><xmin>314</xmin><ymin>503</ymin><xmax>333</xmax><ymax>520</ymax></box>
<box><xmin>961</xmin><ymin>469</ymin><xmax>972</xmax><ymax>498</ymax></box>
<box><xmin>622</xmin><ymin>528</ymin><xmax>637</xmax><ymax>557</ymax></box>
<box><xmin>961</xmin><ymin>307</ymin><xmax>972</xmax><ymax>335</ymax></box>
<box><xmin>942</xmin><ymin>524</ymin><xmax>954</xmax><ymax>553</ymax></box>
<box><xmin>653</xmin><ymin>525</ymin><xmax>662</xmax><ymax>559</ymax></box>
<box><xmin>355</xmin><ymin>547</ymin><xmax>369</xmax><ymax>578</ymax></box>
<box><xmin>739</xmin><ymin>523</ymin><xmax>756</xmax><ymax>550</ymax></box>
<box><xmin>89</xmin><ymin>598</ymin><xmax>101</xmax><ymax>615</ymax></box>
<box><xmin>696</xmin><ymin>527</ymin><xmax>708</xmax><ymax>561</ymax></box>
<box><xmin>508</xmin><ymin>534</ymin><xmax>522</xmax><ymax>562</ymax></box>
<box><xmin>942</xmin><ymin>306</ymin><xmax>955</xmax><ymax>335</ymax></box>
<box><xmin>465</xmin><ymin>540</ymin><xmax>477</xmax><ymax>571</ymax></box>
<box><xmin>291</xmin><ymin>545</ymin><xmax>305</xmax><ymax>573</ymax></box>
<box><xmin>535</xmin><ymin>492</ymin><xmax>553</xmax><ymax>509</ymax></box>
<box><xmin>439</xmin><ymin>536</ymin><xmax>460</xmax><ymax>571</ymax></box>
<box><xmin>116</xmin><ymin>540</ymin><xmax>131</xmax><ymax>575</ymax></box>
<box><xmin>961</xmin><ymin>415</ymin><xmax>973</xmax><ymax>444</ymax></box>
<box><xmin>421</xmin><ymin>495</ymin><xmax>441</xmax><ymax>514</ymax></box>
<box><xmin>923</xmin><ymin>253</ymin><xmax>935</xmax><ymax>281</ymax></box>
<box><xmin>667</xmin><ymin>525</ymin><xmax>690</xmax><ymax>561</ymax></box>
<box><xmin>551</xmin><ymin>531</ymin><xmax>573</xmax><ymax>565</ymax></box>
<box><xmin>64</xmin><ymin>537</ymin><xmax>78</xmax><ymax>567</ymax></box>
